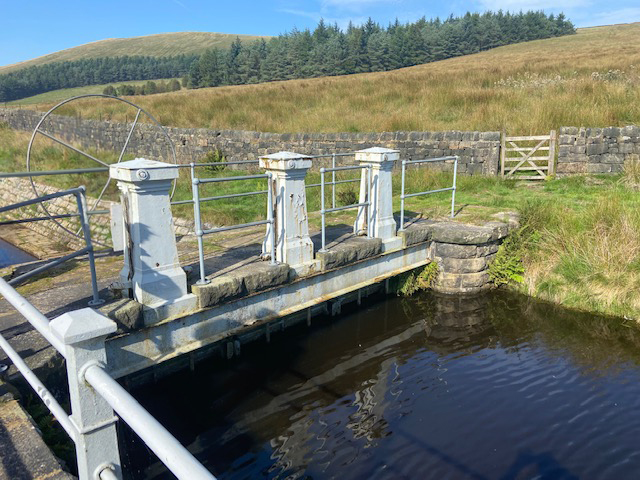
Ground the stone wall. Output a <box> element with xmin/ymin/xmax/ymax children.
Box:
<box><xmin>556</xmin><ymin>126</ymin><xmax>640</xmax><ymax>175</ymax></box>
<box><xmin>0</xmin><ymin>108</ymin><xmax>501</xmax><ymax>175</ymax></box>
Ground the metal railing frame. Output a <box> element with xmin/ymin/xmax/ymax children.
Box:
<box><xmin>190</xmin><ymin>163</ymin><xmax>276</xmax><ymax>285</ymax></box>
<box><xmin>306</xmin><ymin>153</ymin><xmax>357</xmax><ymax>210</ymax></box>
<box><xmin>319</xmin><ymin>164</ymin><xmax>372</xmax><ymax>252</ymax></box>
<box><xmin>399</xmin><ymin>156</ymin><xmax>459</xmax><ymax>231</ymax></box>
<box><xmin>0</xmin><ymin>186</ymin><xmax>104</xmax><ymax>306</ymax></box>
<box><xmin>0</xmin><ymin>277</ymin><xmax>215</xmax><ymax>480</ymax></box>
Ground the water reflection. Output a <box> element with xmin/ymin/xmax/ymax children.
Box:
<box><xmin>127</xmin><ymin>291</ymin><xmax>640</xmax><ymax>480</ymax></box>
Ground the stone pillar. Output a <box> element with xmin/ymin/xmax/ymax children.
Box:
<box><xmin>110</xmin><ymin>159</ymin><xmax>189</xmax><ymax>308</ymax></box>
<box><xmin>355</xmin><ymin>147</ymin><xmax>402</xmax><ymax>251</ymax></box>
<box><xmin>260</xmin><ymin>152</ymin><xmax>314</xmax><ymax>267</ymax></box>
<box><xmin>50</xmin><ymin>308</ymin><xmax>122</xmax><ymax>480</ymax></box>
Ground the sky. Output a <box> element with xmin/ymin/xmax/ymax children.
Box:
<box><xmin>1</xmin><ymin>0</ymin><xmax>639</xmax><ymax>67</ymax></box>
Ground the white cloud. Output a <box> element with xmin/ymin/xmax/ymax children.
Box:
<box><xmin>320</xmin><ymin>0</ymin><xmax>401</xmax><ymax>13</ymax></box>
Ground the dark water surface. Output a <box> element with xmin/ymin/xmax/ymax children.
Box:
<box><xmin>0</xmin><ymin>237</ymin><xmax>35</xmax><ymax>267</ymax></box>
<box><xmin>125</xmin><ymin>291</ymin><xmax>640</xmax><ymax>480</ymax></box>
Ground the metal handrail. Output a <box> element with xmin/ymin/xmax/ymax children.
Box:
<box><xmin>190</xmin><ymin>163</ymin><xmax>276</xmax><ymax>285</ymax></box>
<box><xmin>319</xmin><ymin>164</ymin><xmax>372</xmax><ymax>252</ymax></box>
<box><xmin>0</xmin><ymin>277</ymin><xmax>216</xmax><ymax>480</ymax></box>
<box><xmin>305</xmin><ymin>153</ymin><xmax>356</xmax><ymax>209</ymax></box>
<box><xmin>399</xmin><ymin>156</ymin><xmax>458</xmax><ymax>230</ymax></box>
<box><xmin>0</xmin><ymin>186</ymin><xmax>103</xmax><ymax>306</ymax></box>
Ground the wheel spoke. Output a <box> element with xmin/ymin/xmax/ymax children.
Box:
<box><xmin>36</xmin><ymin>129</ymin><xmax>109</xmax><ymax>167</ymax></box>
<box><xmin>118</xmin><ymin>109</ymin><xmax>141</xmax><ymax>164</ymax></box>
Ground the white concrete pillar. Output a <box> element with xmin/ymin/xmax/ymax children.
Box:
<box><xmin>260</xmin><ymin>152</ymin><xmax>314</xmax><ymax>267</ymax></box>
<box><xmin>50</xmin><ymin>308</ymin><xmax>122</xmax><ymax>480</ymax></box>
<box><xmin>110</xmin><ymin>159</ymin><xmax>189</xmax><ymax>308</ymax></box>
<box><xmin>355</xmin><ymin>147</ymin><xmax>402</xmax><ymax>250</ymax></box>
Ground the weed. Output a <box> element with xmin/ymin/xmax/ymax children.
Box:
<box><xmin>395</xmin><ymin>262</ymin><xmax>440</xmax><ymax>296</ymax></box>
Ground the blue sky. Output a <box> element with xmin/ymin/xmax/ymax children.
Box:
<box><xmin>1</xmin><ymin>0</ymin><xmax>639</xmax><ymax>67</ymax></box>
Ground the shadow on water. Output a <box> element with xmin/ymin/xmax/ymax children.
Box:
<box><xmin>122</xmin><ymin>290</ymin><xmax>640</xmax><ymax>480</ymax></box>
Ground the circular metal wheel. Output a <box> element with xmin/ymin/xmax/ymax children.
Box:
<box><xmin>26</xmin><ymin>94</ymin><xmax>177</xmax><ymax>245</ymax></box>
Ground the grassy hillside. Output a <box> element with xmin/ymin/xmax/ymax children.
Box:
<box><xmin>0</xmin><ymin>32</ymin><xmax>269</xmax><ymax>74</ymax></box>
<box><xmin>5</xmin><ymin>79</ymin><xmax>179</xmax><ymax>106</ymax></box>
<box><xmin>39</xmin><ymin>22</ymin><xmax>640</xmax><ymax>134</ymax></box>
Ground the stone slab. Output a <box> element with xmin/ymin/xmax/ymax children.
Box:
<box><xmin>316</xmin><ymin>237</ymin><xmax>383</xmax><ymax>270</ymax></box>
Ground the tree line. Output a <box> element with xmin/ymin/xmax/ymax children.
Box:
<box><xmin>0</xmin><ymin>10</ymin><xmax>575</xmax><ymax>103</ymax></box>
<box><xmin>0</xmin><ymin>55</ymin><xmax>197</xmax><ymax>102</ymax></box>
<box><xmin>186</xmin><ymin>11</ymin><xmax>575</xmax><ymax>88</ymax></box>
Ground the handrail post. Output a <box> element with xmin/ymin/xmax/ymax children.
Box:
<box><xmin>266</xmin><ymin>172</ymin><xmax>276</xmax><ymax>265</ymax></box>
<box><xmin>50</xmin><ymin>308</ymin><xmax>122</xmax><ymax>480</ymax></box>
<box><xmin>331</xmin><ymin>153</ymin><xmax>336</xmax><ymax>210</ymax></box>
<box><xmin>399</xmin><ymin>160</ymin><xmax>406</xmax><ymax>231</ymax></box>
<box><xmin>320</xmin><ymin>168</ymin><xmax>326</xmax><ymax>252</ymax></box>
<box><xmin>191</xmin><ymin>164</ymin><xmax>210</xmax><ymax>284</ymax></box>
<box><xmin>451</xmin><ymin>156</ymin><xmax>458</xmax><ymax>218</ymax></box>
<box><xmin>74</xmin><ymin>188</ymin><xmax>104</xmax><ymax>306</ymax></box>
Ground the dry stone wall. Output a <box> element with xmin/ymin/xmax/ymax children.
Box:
<box><xmin>0</xmin><ymin>108</ymin><xmax>501</xmax><ymax>175</ymax></box>
<box><xmin>556</xmin><ymin>126</ymin><xmax>640</xmax><ymax>175</ymax></box>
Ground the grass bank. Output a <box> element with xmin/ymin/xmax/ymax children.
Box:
<box><xmin>1</xmin><ymin>126</ymin><xmax>638</xmax><ymax>321</ymax></box>
<box><xmin>27</xmin><ymin>23</ymin><xmax>640</xmax><ymax>134</ymax></box>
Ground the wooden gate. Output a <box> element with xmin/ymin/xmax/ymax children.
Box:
<box><xmin>501</xmin><ymin>131</ymin><xmax>556</xmax><ymax>180</ymax></box>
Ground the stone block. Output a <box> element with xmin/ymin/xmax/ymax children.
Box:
<box><xmin>192</xmin><ymin>276</ymin><xmax>243</xmax><ymax>308</ymax></box>
<box><xmin>316</xmin><ymin>237</ymin><xmax>383</xmax><ymax>270</ymax></box>
<box><xmin>437</xmin><ymin>256</ymin><xmax>488</xmax><ymax>274</ymax></box>
<box><xmin>430</xmin><ymin>223</ymin><xmax>495</xmax><ymax>245</ymax></box>
<box><xmin>557</xmin><ymin>162</ymin><xmax>587</xmax><ymax>174</ymax></box>
<box><xmin>237</xmin><ymin>262</ymin><xmax>292</xmax><ymax>295</ymax></box>
<box><xmin>586</xmin><ymin>144</ymin><xmax>606</xmax><ymax>155</ymax></box>
<box><xmin>102</xmin><ymin>298</ymin><xmax>144</xmax><ymax>331</ymax></box>
<box><xmin>586</xmin><ymin>163</ymin><xmax>612</xmax><ymax>174</ymax></box>
<box><xmin>399</xmin><ymin>222</ymin><xmax>435</xmax><ymax>247</ymax></box>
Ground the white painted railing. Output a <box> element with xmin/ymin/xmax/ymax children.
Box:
<box><xmin>319</xmin><ymin>164</ymin><xmax>373</xmax><ymax>252</ymax></box>
<box><xmin>190</xmin><ymin>163</ymin><xmax>276</xmax><ymax>285</ymax></box>
<box><xmin>399</xmin><ymin>155</ymin><xmax>459</xmax><ymax>230</ymax></box>
<box><xmin>0</xmin><ymin>277</ymin><xmax>215</xmax><ymax>480</ymax></box>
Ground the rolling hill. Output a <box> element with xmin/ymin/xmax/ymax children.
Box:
<box><xmin>0</xmin><ymin>32</ymin><xmax>270</xmax><ymax>74</ymax></box>
<box><xmin>22</xmin><ymin>23</ymin><xmax>640</xmax><ymax>134</ymax></box>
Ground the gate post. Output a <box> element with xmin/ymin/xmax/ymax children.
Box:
<box><xmin>355</xmin><ymin>147</ymin><xmax>402</xmax><ymax>251</ymax></box>
<box><xmin>50</xmin><ymin>308</ymin><xmax>122</xmax><ymax>480</ymax></box>
<box><xmin>260</xmin><ymin>151</ymin><xmax>314</xmax><ymax>268</ymax></box>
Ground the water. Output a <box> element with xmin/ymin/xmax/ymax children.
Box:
<box><xmin>125</xmin><ymin>291</ymin><xmax>640</xmax><ymax>480</ymax></box>
<box><xmin>0</xmin><ymin>237</ymin><xmax>35</xmax><ymax>268</ymax></box>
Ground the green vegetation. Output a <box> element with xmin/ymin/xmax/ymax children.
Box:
<box><xmin>6</xmin><ymin>78</ymin><xmax>178</xmax><ymax>106</ymax></box>
<box><xmin>0</xmin><ymin>32</ymin><xmax>269</xmax><ymax>74</ymax></box>
<box><xmin>187</xmin><ymin>12</ymin><xmax>574</xmax><ymax>89</ymax></box>
<box><xmin>394</xmin><ymin>262</ymin><xmax>440</xmax><ymax>296</ymax></box>
<box><xmin>50</xmin><ymin>23</ymin><xmax>640</xmax><ymax>134</ymax></box>
<box><xmin>0</xmin><ymin>56</ymin><xmax>196</xmax><ymax>102</ymax></box>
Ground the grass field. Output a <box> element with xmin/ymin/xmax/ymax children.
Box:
<box><xmin>5</xmin><ymin>78</ymin><xmax>179</xmax><ymax>106</ymax></box>
<box><xmin>0</xmin><ymin>32</ymin><xmax>270</xmax><ymax>74</ymax></box>
<box><xmin>1</xmin><ymin>125</ymin><xmax>638</xmax><ymax>321</ymax></box>
<box><xmin>35</xmin><ymin>22</ymin><xmax>640</xmax><ymax>135</ymax></box>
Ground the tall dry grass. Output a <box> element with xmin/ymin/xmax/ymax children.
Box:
<box><xmin>28</xmin><ymin>23</ymin><xmax>640</xmax><ymax>134</ymax></box>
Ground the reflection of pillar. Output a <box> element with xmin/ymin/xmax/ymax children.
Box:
<box><xmin>110</xmin><ymin>158</ymin><xmax>189</xmax><ymax>308</ymax></box>
<box><xmin>260</xmin><ymin>152</ymin><xmax>314</xmax><ymax>267</ymax></box>
<box><xmin>355</xmin><ymin>147</ymin><xmax>402</xmax><ymax>251</ymax></box>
